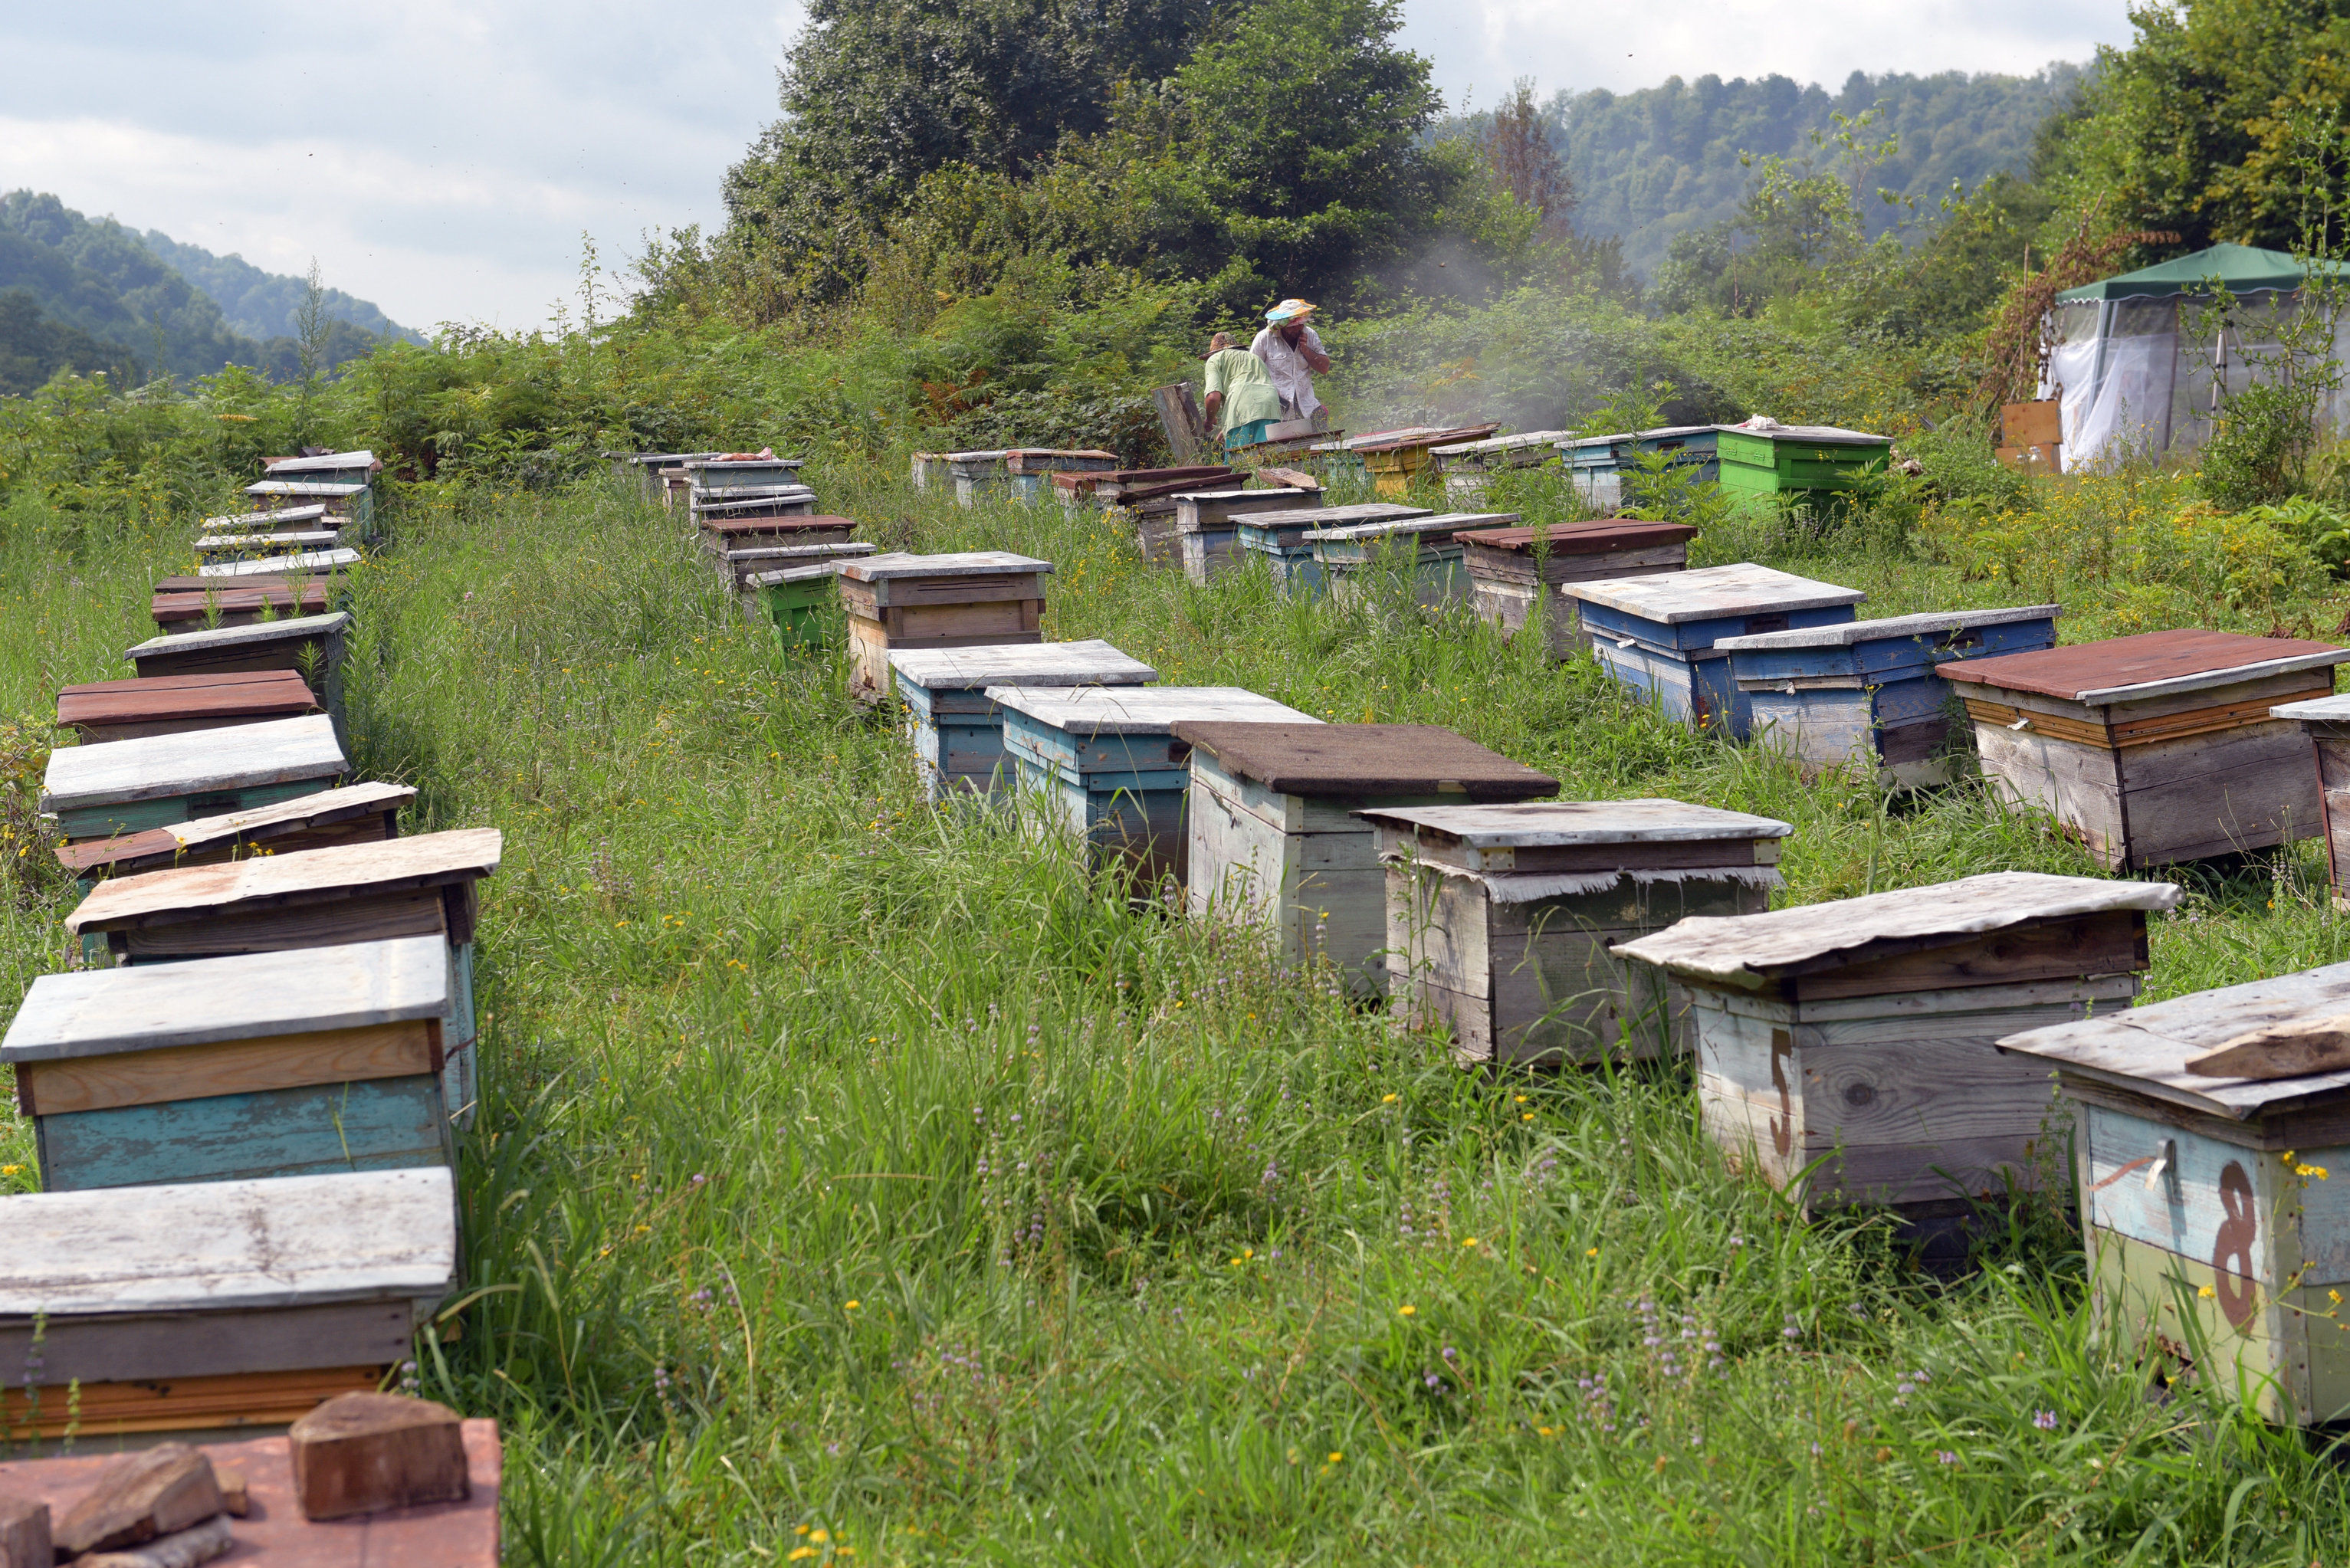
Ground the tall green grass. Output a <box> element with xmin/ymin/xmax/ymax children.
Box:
<box><xmin>4</xmin><ymin>467</ymin><xmax>2350</xmax><ymax>1563</ymax></box>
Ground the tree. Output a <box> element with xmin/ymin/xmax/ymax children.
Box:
<box><xmin>1482</xmin><ymin>77</ymin><xmax>1574</xmax><ymax>236</ymax></box>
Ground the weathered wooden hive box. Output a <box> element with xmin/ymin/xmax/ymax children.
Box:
<box><xmin>911</xmin><ymin>451</ymin><xmax>950</xmax><ymax>490</ymax></box>
<box><xmin>1719</xmin><ymin>604</ymin><xmax>2061</xmax><ymax>788</ymax></box>
<box><xmin>1173</xmin><ymin>487</ymin><xmax>1320</xmax><ymax>584</ymax></box>
<box><xmin>1176</xmin><ymin>723</ymin><xmax>1557</xmax><ymax>996</ymax></box>
<box><xmin>126</xmin><ymin>612</ymin><xmax>351</xmax><ymax>713</ymax></box>
<box><xmin>58</xmin><ymin>668</ymin><xmax>320</xmax><ymax>745</ymax></box>
<box><xmin>891</xmin><ymin>640</ymin><xmax>1157</xmax><ymax>801</ymax></box>
<box><xmin>65</xmin><ymin>829</ymin><xmax>501</xmax><ymax>1126</ymax></box>
<box><xmin>1003</xmin><ymin>448</ymin><xmax>1120</xmax><ymax>503</ymax></box>
<box><xmin>1715</xmin><ymin>421</ymin><xmax>1891</xmax><ymax>511</ymax></box>
<box><xmin>2272</xmin><ymin>693</ymin><xmax>2350</xmax><ymax>907</ymax></box>
<box><xmin>684</xmin><ymin>455</ymin><xmax>803</xmax><ymax>492</ymax></box>
<box><xmin>197</xmin><ymin>528</ymin><xmax>347</xmax><ymax>565</ymax></box>
<box><xmin>1556</xmin><ymin>425</ymin><xmax>1721</xmax><ymax>510</ymax></box>
<box><xmin>701</xmin><ymin>515</ymin><xmax>855</xmax><ymax>567</ymax></box>
<box><xmin>1997</xmin><ymin>962</ymin><xmax>2350</xmax><ymax>1423</ymax></box>
<box><xmin>1430</xmin><ymin>430</ymin><xmax>1572</xmax><ymax>500</ymax></box>
<box><xmin>0</xmin><ymin>1167</ymin><xmax>455</xmax><ymax>1438</ymax></box>
<box><xmin>990</xmin><ymin>686</ymin><xmax>1318</xmax><ymax>888</ymax></box>
<box><xmin>2</xmin><ymin>934</ymin><xmax>456</xmax><ymax>1192</ymax></box>
<box><xmin>151</xmin><ymin>574</ymin><xmax>333</xmax><ymax>631</ymax></box>
<box><xmin>693</xmin><ymin>487</ymin><xmax>819</xmax><ymax>526</ymax></box>
<box><xmin>1308</xmin><ymin>513</ymin><xmax>1513</xmax><ymax>608</ymax></box>
<box><xmin>246</xmin><ymin>481</ymin><xmax>371</xmax><ymax>532</ymax></box>
<box><xmin>1938</xmin><ymin>629</ymin><xmax>2349</xmax><ymax>870</ymax></box>
<box><xmin>199</xmin><ymin>546</ymin><xmax>363</xmax><ymax>580</ymax></box>
<box><xmin>55</xmin><ymin>781</ymin><xmax>414</xmax><ymax>887</ymax></box>
<box><xmin>1351</xmin><ymin>424</ymin><xmax>1498</xmax><ymax>496</ymax></box>
<box><xmin>202</xmin><ymin>501</ymin><xmax>333</xmax><ymax>536</ymax></box>
<box><xmin>41</xmin><ymin>713</ymin><xmax>346</xmax><ymax>842</ymax></box>
<box><xmin>839</xmin><ymin>551</ymin><xmax>1052</xmax><ymax>701</ymax></box>
<box><xmin>1056</xmin><ymin>465</ymin><xmax>1238</xmax><ymax>512</ymax></box>
<box><xmin>1458</xmin><ymin>518</ymin><xmax>1699</xmax><ymax>660</ymax></box>
<box><xmin>261</xmin><ymin>450</ymin><xmax>381</xmax><ymax>531</ymax></box>
<box><xmin>1567</xmin><ymin>563</ymin><xmax>1865</xmax><ymax>739</ymax></box>
<box><xmin>720</xmin><ymin>537</ymin><xmax>873</xmax><ymax>593</ymax></box>
<box><xmin>1370</xmin><ymin>799</ymin><xmax>1790</xmax><ymax>1066</ymax></box>
<box><xmin>625</xmin><ymin>451</ymin><xmax>719</xmax><ymax>501</ymax></box>
<box><xmin>1616</xmin><ymin>871</ymin><xmax>2176</xmax><ymax>1228</ymax></box>
<box><xmin>1240</xmin><ymin>502</ymin><xmax>1428</xmax><ymax>596</ymax></box>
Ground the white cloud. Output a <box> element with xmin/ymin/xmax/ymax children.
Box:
<box><xmin>0</xmin><ymin>0</ymin><xmax>2135</xmax><ymax>330</ymax></box>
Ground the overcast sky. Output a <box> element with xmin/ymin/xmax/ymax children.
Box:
<box><xmin>0</xmin><ymin>0</ymin><xmax>2133</xmax><ymax>336</ymax></box>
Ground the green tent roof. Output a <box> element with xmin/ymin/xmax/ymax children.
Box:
<box><xmin>2056</xmin><ymin>242</ymin><xmax>2350</xmax><ymax>301</ymax></box>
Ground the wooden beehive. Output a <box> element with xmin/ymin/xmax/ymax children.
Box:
<box><xmin>261</xmin><ymin>451</ymin><xmax>381</xmax><ymax>533</ymax></box>
<box><xmin>197</xmin><ymin>529</ymin><xmax>348</xmax><ymax>565</ymax></box>
<box><xmin>1370</xmin><ymin>799</ymin><xmax>1790</xmax><ymax>1065</ymax></box>
<box><xmin>1719</xmin><ymin>605</ymin><xmax>2061</xmax><ymax>788</ymax></box>
<box><xmin>699</xmin><ymin>514</ymin><xmax>856</xmax><ymax>566</ymax></box>
<box><xmin>838</xmin><ymin>552</ymin><xmax>1052</xmax><ymax>701</ymax></box>
<box><xmin>1177</xmin><ymin>724</ymin><xmax>1557</xmax><ymax>995</ymax></box>
<box><xmin>911</xmin><ymin>452</ymin><xmax>950</xmax><ymax>490</ymax></box>
<box><xmin>199</xmin><ymin>546</ymin><xmax>363</xmax><ymax>580</ymax></box>
<box><xmin>1555</xmin><ymin>426</ymin><xmax>1721</xmax><ymax>511</ymax></box>
<box><xmin>683</xmin><ymin>456</ymin><xmax>803</xmax><ymax>492</ymax></box>
<box><xmin>201</xmin><ymin>501</ymin><xmax>333</xmax><ymax>535</ymax></box>
<box><xmin>2273</xmin><ymin>693</ymin><xmax>2350</xmax><ymax>907</ymax></box>
<box><xmin>1351</xmin><ymin>424</ymin><xmax>1499</xmax><ymax>496</ymax></box>
<box><xmin>1308</xmin><ymin>513</ymin><xmax>1514</xmax><ymax>608</ymax></box>
<box><xmin>890</xmin><ymin>640</ymin><xmax>1157</xmax><ymax>801</ymax></box>
<box><xmin>2</xmin><ymin>934</ymin><xmax>455</xmax><ymax>1192</ymax></box>
<box><xmin>54</xmin><ymin>780</ymin><xmax>412</xmax><ymax>885</ymax></box>
<box><xmin>622</xmin><ymin>452</ymin><xmax>718</xmax><ymax>502</ymax></box>
<box><xmin>1055</xmin><ymin>465</ymin><xmax>1239</xmax><ymax>511</ymax></box>
<box><xmin>245</xmin><ymin>482</ymin><xmax>371</xmax><ymax>533</ymax></box>
<box><xmin>126</xmin><ymin>612</ymin><xmax>351</xmax><ymax>710</ymax></box>
<box><xmin>718</xmin><ymin>538</ymin><xmax>873</xmax><ymax>594</ymax></box>
<box><xmin>990</xmin><ymin>686</ymin><xmax>1318</xmax><ymax>889</ymax></box>
<box><xmin>1566</xmin><ymin>563</ymin><xmax>1865</xmax><ymax>739</ymax></box>
<box><xmin>1616</xmin><ymin>871</ymin><xmax>2176</xmax><ymax>1235</ymax></box>
<box><xmin>1002</xmin><ymin>448</ymin><xmax>1120</xmax><ymax>504</ymax></box>
<box><xmin>65</xmin><ymin>829</ymin><xmax>501</xmax><ymax>1127</ymax></box>
<box><xmin>1238</xmin><ymin>503</ymin><xmax>1429</xmax><ymax>596</ymax></box>
<box><xmin>1173</xmin><ymin>487</ymin><xmax>1321</xmax><ymax>585</ymax></box>
<box><xmin>1939</xmin><ymin>630</ymin><xmax>2350</xmax><ymax>870</ymax></box>
<box><xmin>151</xmin><ymin>575</ymin><xmax>333</xmax><ymax>630</ymax></box>
<box><xmin>1714</xmin><ymin>421</ymin><xmax>1891</xmax><ymax>513</ymax></box>
<box><xmin>57</xmin><ymin>669</ymin><xmax>320</xmax><ymax>745</ymax></box>
<box><xmin>1996</xmin><ymin>962</ymin><xmax>2350</xmax><ymax>1423</ymax></box>
<box><xmin>693</xmin><ymin>488</ymin><xmax>819</xmax><ymax>529</ymax></box>
<box><xmin>41</xmin><ymin>713</ymin><xmax>347</xmax><ymax>842</ymax></box>
<box><xmin>1429</xmin><ymin>430</ymin><xmax>1572</xmax><ymax>500</ymax></box>
<box><xmin>0</xmin><ymin>1168</ymin><xmax>455</xmax><ymax>1438</ymax></box>
<box><xmin>1457</xmin><ymin>518</ymin><xmax>1699</xmax><ymax>660</ymax></box>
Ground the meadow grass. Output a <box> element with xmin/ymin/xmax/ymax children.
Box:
<box><xmin>5</xmin><ymin>465</ymin><xmax>2350</xmax><ymax>1563</ymax></box>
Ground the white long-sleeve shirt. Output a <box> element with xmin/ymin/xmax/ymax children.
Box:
<box><xmin>1250</xmin><ymin>324</ymin><xmax>1324</xmax><ymax>421</ymax></box>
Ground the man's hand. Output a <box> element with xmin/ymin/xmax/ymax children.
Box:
<box><xmin>1301</xmin><ymin>342</ymin><xmax>1331</xmax><ymax>373</ymax></box>
<box><xmin>1204</xmin><ymin>389</ymin><xmax>1224</xmax><ymax>423</ymax></box>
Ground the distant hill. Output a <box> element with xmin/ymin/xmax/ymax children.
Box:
<box><xmin>1538</xmin><ymin>65</ymin><xmax>2087</xmax><ymax>277</ymax></box>
<box><xmin>0</xmin><ymin>191</ymin><xmax>410</xmax><ymax>395</ymax></box>
<box><xmin>140</xmin><ymin>231</ymin><xmax>422</xmax><ymax>346</ymax></box>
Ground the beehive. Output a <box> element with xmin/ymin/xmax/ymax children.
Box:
<box><xmin>1554</xmin><ymin>426</ymin><xmax>1721</xmax><ymax>511</ymax></box>
<box><xmin>1002</xmin><ymin>448</ymin><xmax>1120</xmax><ymax>503</ymax></box>
<box><xmin>1177</xmin><ymin>724</ymin><xmax>1557</xmax><ymax>995</ymax></box>
<box><xmin>1055</xmin><ymin>465</ymin><xmax>1239</xmax><ymax>512</ymax></box>
<box><xmin>1566</xmin><ymin>563</ymin><xmax>1865</xmax><ymax>739</ymax></box>
<box><xmin>1719</xmin><ymin>605</ymin><xmax>2061</xmax><ymax>787</ymax></box>
<box><xmin>1173</xmin><ymin>487</ymin><xmax>1321</xmax><ymax>584</ymax></box>
<box><xmin>890</xmin><ymin>640</ymin><xmax>1157</xmax><ymax>800</ymax></box>
<box><xmin>1370</xmin><ymin>799</ymin><xmax>1790</xmax><ymax>1065</ymax></box>
<box><xmin>1457</xmin><ymin>519</ymin><xmax>1698</xmax><ymax>660</ymax></box>
<box><xmin>682</xmin><ymin>455</ymin><xmax>804</xmax><ymax>492</ymax></box>
<box><xmin>1429</xmin><ymin>430</ymin><xmax>1572</xmax><ymax>500</ymax></box>
<box><xmin>197</xmin><ymin>529</ymin><xmax>349</xmax><ymax>565</ymax></box>
<box><xmin>717</xmin><ymin>538</ymin><xmax>874</xmax><ymax>595</ymax></box>
<box><xmin>150</xmin><ymin>575</ymin><xmax>333</xmax><ymax>631</ymax></box>
<box><xmin>57</xmin><ymin>669</ymin><xmax>321</xmax><ymax>745</ymax></box>
<box><xmin>54</xmin><ymin>781</ymin><xmax>414</xmax><ymax>886</ymax></box>
<box><xmin>199</xmin><ymin>547</ymin><xmax>363</xmax><ymax>579</ymax></box>
<box><xmin>1308</xmin><ymin>513</ymin><xmax>1514</xmax><ymax>608</ymax></box>
<box><xmin>1714</xmin><ymin>420</ymin><xmax>1892</xmax><ymax>513</ymax></box>
<box><xmin>691</xmin><ymin>487</ymin><xmax>817</xmax><ymax>524</ymax></box>
<box><xmin>1940</xmin><ymin>630</ymin><xmax>2350</xmax><ymax>870</ymax></box>
<box><xmin>1997</xmin><ymin>962</ymin><xmax>2350</xmax><ymax>1424</ymax></box>
<box><xmin>65</xmin><ymin>831</ymin><xmax>501</xmax><ymax>1128</ymax></box>
<box><xmin>2</xmin><ymin>936</ymin><xmax>455</xmax><ymax>1192</ymax></box>
<box><xmin>1238</xmin><ymin>503</ymin><xmax>1429</xmax><ymax>595</ymax></box>
<box><xmin>1617</xmin><ymin>872</ymin><xmax>2176</xmax><ymax>1243</ymax></box>
<box><xmin>2272</xmin><ymin>693</ymin><xmax>2350</xmax><ymax>907</ymax></box>
<box><xmin>838</xmin><ymin>552</ymin><xmax>1053</xmax><ymax>701</ymax></box>
<box><xmin>41</xmin><ymin>713</ymin><xmax>347</xmax><ymax>842</ymax></box>
<box><xmin>990</xmin><ymin>686</ymin><xmax>1317</xmax><ymax>889</ymax></box>
<box><xmin>1345</xmin><ymin>425</ymin><xmax>1498</xmax><ymax>496</ymax></box>
<box><xmin>0</xmin><ymin>1168</ymin><xmax>455</xmax><ymax>1438</ymax></box>
<box><xmin>125</xmin><ymin>612</ymin><xmax>350</xmax><ymax>711</ymax></box>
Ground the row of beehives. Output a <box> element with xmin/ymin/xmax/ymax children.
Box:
<box><xmin>0</xmin><ymin>447</ymin><xmax>499</xmax><ymax>1461</ymax></box>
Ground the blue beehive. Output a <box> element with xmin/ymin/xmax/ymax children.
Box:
<box><xmin>888</xmin><ymin>640</ymin><xmax>1157</xmax><ymax>800</ymax></box>
<box><xmin>1564</xmin><ymin>563</ymin><xmax>1864</xmax><ymax>738</ymax></box>
<box><xmin>1556</xmin><ymin>426</ymin><xmax>1721</xmax><ymax>512</ymax></box>
<box><xmin>1</xmin><ymin>936</ymin><xmax>454</xmax><ymax>1192</ymax></box>
<box><xmin>1718</xmin><ymin>605</ymin><xmax>2060</xmax><ymax>786</ymax></box>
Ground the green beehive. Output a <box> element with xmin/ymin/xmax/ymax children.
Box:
<box><xmin>1714</xmin><ymin>420</ymin><xmax>1891</xmax><ymax>511</ymax></box>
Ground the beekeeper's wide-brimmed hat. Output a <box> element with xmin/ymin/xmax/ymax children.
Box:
<box><xmin>1264</xmin><ymin>298</ymin><xmax>1318</xmax><ymax>323</ymax></box>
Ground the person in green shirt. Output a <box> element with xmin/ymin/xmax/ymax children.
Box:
<box><xmin>1202</xmin><ymin>331</ymin><xmax>1285</xmax><ymax>451</ymax></box>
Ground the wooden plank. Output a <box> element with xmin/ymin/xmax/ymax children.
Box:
<box><xmin>70</xmin><ymin>829</ymin><xmax>497</xmax><ymax>933</ymax></box>
<box><xmin>1786</xmin><ymin>911</ymin><xmax>2146</xmax><ymax>1002</ymax></box>
<box><xmin>55</xmin><ymin>783</ymin><xmax>407</xmax><ymax>880</ymax></box>
<box><xmin>21</xmin><ymin>1019</ymin><xmax>438</xmax><ymax>1116</ymax></box>
<box><xmin>2</xmin><ymin>933</ymin><xmax>449</xmax><ymax>1061</ymax></box>
<box><xmin>41</xmin><ymin>715</ymin><xmax>346</xmax><ymax>812</ymax></box>
<box><xmin>38</xmin><ymin>1074</ymin><xmax>448</xmax><ymax>1191</ymax></box>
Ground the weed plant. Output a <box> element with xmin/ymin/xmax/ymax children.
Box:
<box><xmin>3</xmin><ymin>466</ymin><xmax>2350</xmax><ymax>1563</ymax></box>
